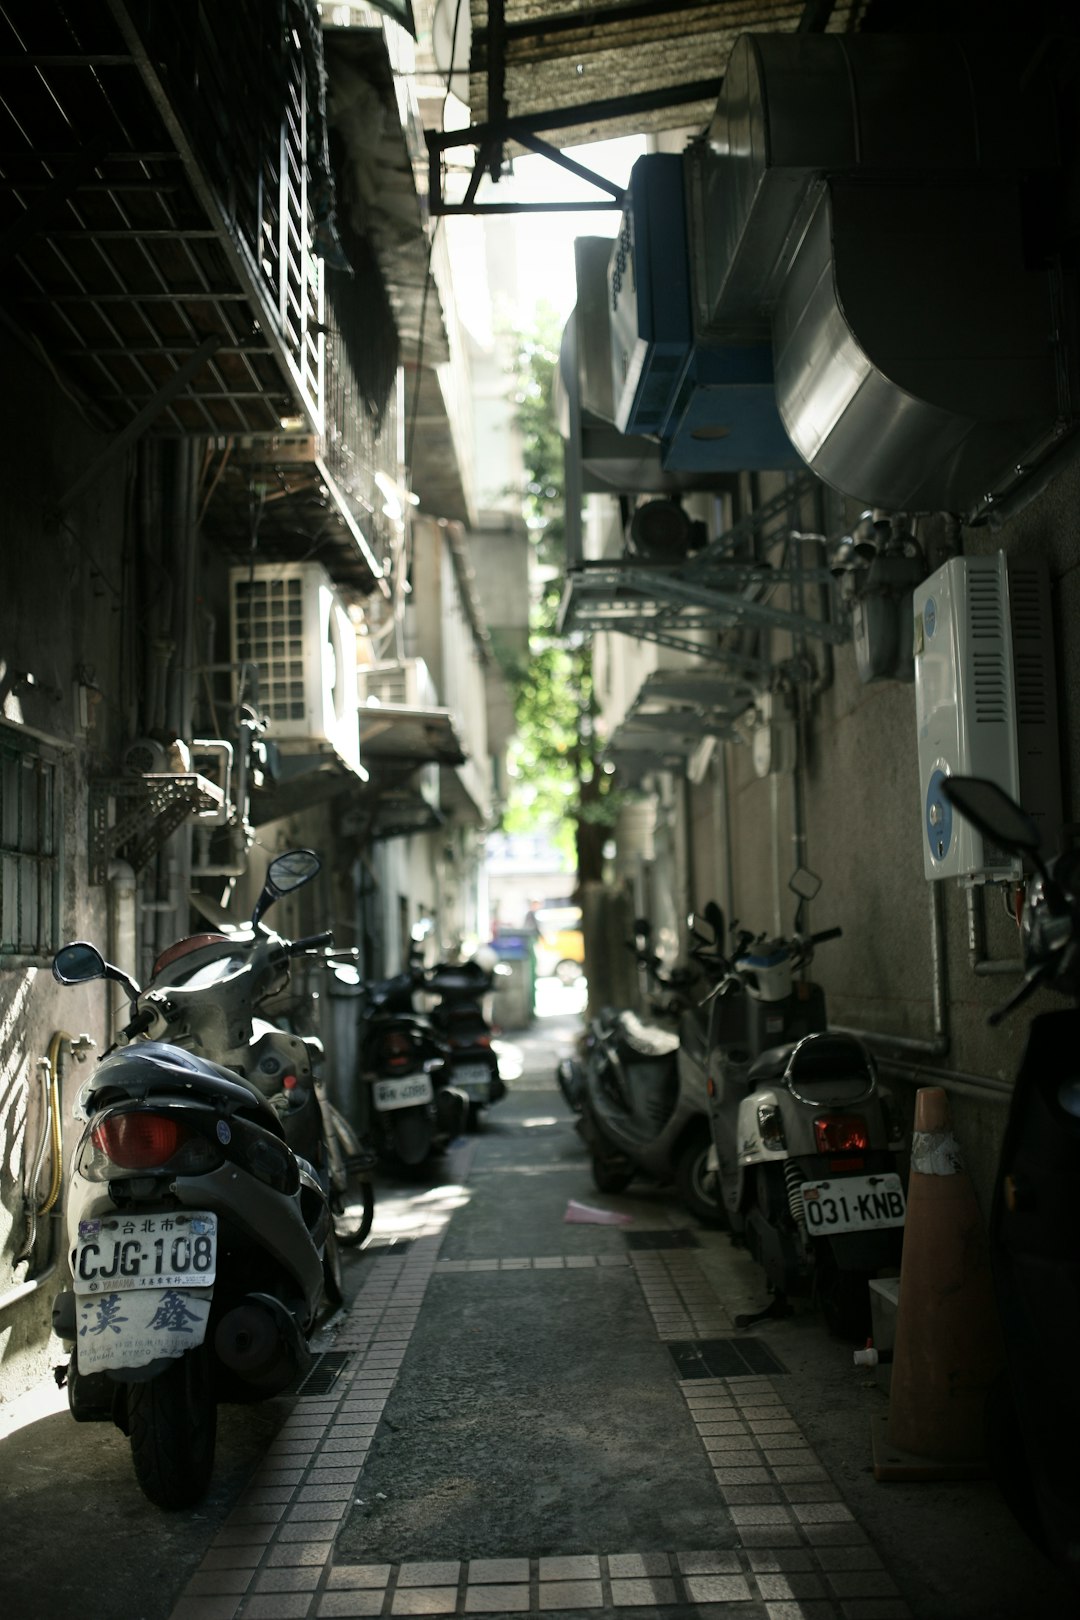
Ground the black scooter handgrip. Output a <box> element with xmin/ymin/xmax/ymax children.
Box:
<box><xmin>121</xmin><ymin>1007</ymin><xmax>156</xmax><ymax>1039</ymax></box>
<box><xmin>290</xmin><ymin>931</ymin><xmax>334</xmax><ymax>954</ymax></box>
<box><xmin>809</xmin><ymin>927</ymin><xmax>842</xmax><ymax>945</ymax></box>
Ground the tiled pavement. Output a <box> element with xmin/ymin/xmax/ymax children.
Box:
<box><xmin>167</xmin><ymin>1227</ymin><xmax>911</xmax><ymax>1620</ymax></box>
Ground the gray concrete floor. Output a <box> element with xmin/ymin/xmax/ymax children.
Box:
<box><xmin>0</xmin><ymin>1001</ymin><xmax>1072</xmax><ymax>1619</ymax></box>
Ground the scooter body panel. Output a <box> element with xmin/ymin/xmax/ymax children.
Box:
<box><xmin>990</xmin><ymin>1008</ymin><xmax>1080</xmax><ymax>1579</ymax></box>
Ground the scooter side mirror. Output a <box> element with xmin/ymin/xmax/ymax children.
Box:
<box><xmin>702</xmin><ymin>901</ymin><xmax>725</xmax><ymax>939</ymax></box>
<box><xmin>252</xmin><ymin>848</ymin><xmax>322</xmax><ymax>929</ymax></box>
<box><xmin>788</xmin><ymin>866</ymin><xmax>822</xmax><ymax>903</ymax></box>
<box><xmin>942</xmin><ymin>776</ymin><xmax>1042</xmax><ymax>857</ymax></box>
<box><xmin>789</xmin><ymin>866</ymin><xmax>822</xmax><ymax>937</ymax></box>
<box><xmin>53</xmin><ymin>941</ymin><xmax>141</xmax><ymax>1002</ymax></box>
<box><xmin>53</xmin><ymin>941</ymin><xmax>107</xmax><ymax>983</ymax></box>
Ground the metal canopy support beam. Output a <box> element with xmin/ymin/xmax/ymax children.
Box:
<box><xmin>624</xmin><ymin>568</ymin><xmax>848</xmax><ymax>643</ymax></box>
<box><xmin>426</xmin><ymin>78</ymin><xmax>720</xmax><ymax>216</ymax></box>
<box><xmin>0</xmin><ymin>148</ymin><xmax>104</xmax><ymax>268</ymax></box>
<box><xmin>58</xmin><ymin>334</ymin><xmax>223</xmax><ymax>510</ymax></box>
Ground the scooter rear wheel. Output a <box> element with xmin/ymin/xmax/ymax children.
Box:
<box><xmin>127</xmin><ymin>1347</ymin><xmax>216</xmax><ymax>1509</ymax></box>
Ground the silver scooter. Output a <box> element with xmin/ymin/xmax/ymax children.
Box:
<box><xmin>49</xmin><ymin>851</ymin><xmax>342</xmax><ymax>1508</ymax></box>
<box><xmin>575</xmin><ymin>922</ymin><xmax>720</xmax><ymax>1223</ymax></box>
<box><xmin>696</xmin><ymin>874</ymin><xmax>907</xmax><ymax>1337</ymax></box>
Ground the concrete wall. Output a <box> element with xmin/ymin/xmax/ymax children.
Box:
<box><xmin>590</xmin><ymin>447</ymin><xmax>1080</xmax><ymax>1217</ymax></box>
<box><xmin>0</xmin><ymin>336</ymin><xmax>130</xmax><ymax>1403</ymax></box>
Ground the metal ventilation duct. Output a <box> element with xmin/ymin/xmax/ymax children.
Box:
<box><xmin>691</xmin><ymin>31</ymin><xmax>1070</xmax><ymax>516</ymax></box>
<box><xmin>773</xmin><ymin>179</ymin><xmax>1062</xmax><ymax>514</ymax></box>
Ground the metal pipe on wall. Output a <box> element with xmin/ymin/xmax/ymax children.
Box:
<box><xmin>877</xmin><ymin>1056</ymin><xmax>1011</xmax><ymax>1105</ymax></box>
<box><xmin>966</xmin><ymin>883</ymin><xmax>1023</xmax><ymax>976</ymax></box>
<box><xmin>833</xmin><ymin>880</ymin><xmax>950</xmax><ymax>1059</ymax></box>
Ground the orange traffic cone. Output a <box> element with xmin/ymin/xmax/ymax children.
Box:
<box><xmin>872</xmin><ymin>1086</ymin><xmax>1003</xmax><ymax>1480</ymax></box>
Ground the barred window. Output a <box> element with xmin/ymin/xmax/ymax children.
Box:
<box><xmin>1</xmin><ymin>729</ymin><xmax>61</xmax><ymax>960</ymax></box>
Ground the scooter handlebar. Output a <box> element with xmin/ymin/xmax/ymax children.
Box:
<box><xmin>290</xmin><ymin>931</ymin><xmax>335</xmax><ymax>955</ymax></box>
<box><xmin>808</xmin><ymin>927</ymin><xmax>842</xmax><ymax>946</ymax></box>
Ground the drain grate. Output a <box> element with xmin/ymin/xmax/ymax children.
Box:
<box><xmin>668</xmin><ymin>1337</ymin><xmax>788</xmax><ymax>1378</ymax></box>
<box><xmin>625</xmin><ymin>1229</ymin><xmax>700</xmax><ymax>1251</ymax></box>
<box><xmin>296</xmin><ymin>1351</ymin><xmax>352</xmax><ymax>1397</ymax></box>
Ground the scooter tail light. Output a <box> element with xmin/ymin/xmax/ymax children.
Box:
<box><xmin>814</xmin><ymin>1114</ymin><xmax>870</xmax><ymax>1154</ymax></box>
<box><xmin>87</xmin><ymin>1110</ymin><xmax>222</xmax><ymax>1177</ymax></box>
<box><xmin>93</xmin><ymin>1112</ymin><xmax>182</xmax><ymax>1168</ymax></box>
<box><xmin>380</xmin><ymin>1031</ymin><xmax>417</xmax><ymax>1071</ymax></box>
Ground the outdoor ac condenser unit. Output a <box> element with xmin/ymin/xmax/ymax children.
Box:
<box><xmin>230</xmin><ymin>562</ymin><xmax>361</xmax><ymax>775</ymax></box>
<box><xmin>359</xmin><ymin>658</ymin><xmax>438</xmax><ymax>711</ymax></box>
<box><xmin>912</xmin><ymin>553</ymin><xmax>1061</xmax><ymax>882</ymax></box>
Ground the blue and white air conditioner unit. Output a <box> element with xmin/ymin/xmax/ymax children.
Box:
<box><xmin>607</xmin><ymin>155</ymin><xmax>800</xmax><ymax>473</ymax></box>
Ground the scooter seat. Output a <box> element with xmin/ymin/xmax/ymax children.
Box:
<box><xmin>747</xmin><ymin>1044</ymin><xmax>794</xmax><ymax>1084</ymax></box>
<box><xmin>82</xmin><ymin>1041</ymin><xmax>286</xmax><ymax>1136</ymax></box>
<box><xmin>614</xmin><ymin>1010</ymin><xmax>680</xmax><ymax>1058</ymax></box>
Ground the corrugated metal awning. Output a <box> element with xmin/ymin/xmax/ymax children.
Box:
<box><xmin>428</xmin><ymin>0</ymin><xmax>865</xmax><ymax>210</ymax></box>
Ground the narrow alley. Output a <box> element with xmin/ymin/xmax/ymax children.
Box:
<box><xmin>1</xmin><ymin>1006</ymin><xmax>1070</xmax><ymax>1620</ymax></box>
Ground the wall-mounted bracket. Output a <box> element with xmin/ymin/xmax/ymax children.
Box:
<box><xmin>89</xmin><ymin>773</ymin><xmax>225</xmax><ymax>885</ymax></box>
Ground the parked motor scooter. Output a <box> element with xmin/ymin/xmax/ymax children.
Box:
<box><xmin>575</xmin><ymin>921</ymin><xmax>719</xmax><ymax>1223</ymax></box>
<box><xmin>357</xmin><ymin>965</ymin><xmax>468</xmax><ymax>1169</ymax></box>
<box><xmin>942</xmin><ymin>774</ymin><xmax>1080</xmax><ymax>1586</ymax></box>
<box><xmin>422</xmin><ymin>953</ymin><xmax>508</xmax><ymax>1127</ymax></box>
<box><xmin>697</xmin><ymin>872</ymin><xmax>907</xmax><ymax>1338</ymax></box>
<box><xmin>48</xmin><ymin>850</ymin><xmax>343</xmax><ymax>1508</ymax></box>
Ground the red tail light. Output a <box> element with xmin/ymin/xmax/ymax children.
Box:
<box><xmin>814</xmin><ymin>1115</ymin><xmax>869</xmax><ymax>1154</ymax></box>
<box><xmin>92</xmin><ymin>1112</ymin><xmax>185</xmax><ymax>1169</ymax></box>
<box><xmin>380</xmin><ymin>1032</ymin><xmax>416</xmax><ymax>1071</ymax></box>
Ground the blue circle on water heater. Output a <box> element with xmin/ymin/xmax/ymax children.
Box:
<box><xmin>925</xmin><ymin>769</ymin><xmax>953</xmax><ymax>864</ymax></box>
<box><xmin>924</xmin><ymin>597</ymin><xmax>937</xmax><ymax>638</ymax></box>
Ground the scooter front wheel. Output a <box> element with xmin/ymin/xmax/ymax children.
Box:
<box><xmin>675</xmin><ymin>1136</ymin><xmax>726</xmax><ymax>1227</ymax></box>
<box><xmin>592</xmin><ymin>1152</ymin><xmax>634</xmax><ymax>1193</ymax></box>
<box><xmin>127</xmin><ymin>1347</ymin><xmax>216</xmax><ymax>1509</ymax></box>
<box><xmin>333</xmin><ymin>1170</ymin><xmax>375</xmax><ymax>1248</ymax></box>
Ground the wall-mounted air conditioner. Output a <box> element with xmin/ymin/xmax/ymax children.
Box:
<box><xmin>230</xmin><ymin>562</ymin><xmax>361</xmax><ymax>776</ymax></box>
<box><xmin>359</xmin><ymin>658</ymin><xmax>439</xmax><ymax>711</ymax></box>
<box><xmin>913</xmin><ymin>554</ymin><xmax>1060</xmax><ymax>882</ymax></box>
<box><xmin>607</xmin><ymin>155</ymin><xmax>799</xmax><ymax>473</ymax></box>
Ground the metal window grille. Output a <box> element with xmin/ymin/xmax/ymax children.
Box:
<box><xmin>0</xmin><ymin>733</ymin><xmax>60</xmax><ymax>959</ymax></box>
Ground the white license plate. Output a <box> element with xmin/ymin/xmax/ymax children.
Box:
<box><xmin>452</xmin><ymin>1063</ymin><xmax>492</xmax><ymax>1097</ymax></box>
<box><xmin>73</xmin><ymin>1212</ymin><xmax>217</xmax><ymax>1294</ymax></box>
<box><xmin>373</xmin><ymin>1073</ymin><xmax>434</xmax><ymax>1111</ymax></box>
<box><xmin>801</xmin><ymin>1174</ymin><xmax>906</xmax><ymax>1235</ymax></box>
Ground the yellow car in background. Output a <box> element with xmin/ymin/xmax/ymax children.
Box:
<box><xmin>532</xmin><ymin>905</ymin><xmax>585</xmax><ymax>984</ymax></box>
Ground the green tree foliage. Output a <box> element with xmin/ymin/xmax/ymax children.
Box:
<box><xmin>505</xmin><ymin>305</ymin><xmax>622</xmax><ymax>886</ymax></box>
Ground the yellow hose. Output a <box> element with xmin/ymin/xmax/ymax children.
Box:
<box><xmin>37</xmin><ymin>1031</ymin><xmax>66</xmax><ymax>1215</ymax></box>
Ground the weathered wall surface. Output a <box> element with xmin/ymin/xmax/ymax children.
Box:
<box><xmin>692</xmin><ymin>455</ymin><xmax>1080</xmax><ymax>1214</ymax></box>
<box><xmin>0</xmin><ymin>336</ymin><xmax>129</xmax><ymax>1404</ymax></box>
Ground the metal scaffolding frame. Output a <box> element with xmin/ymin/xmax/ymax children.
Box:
<box><xmin>558</xmin><ymin>475</ymin><xmax>847</xmax><ymax>669</ymax></box>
